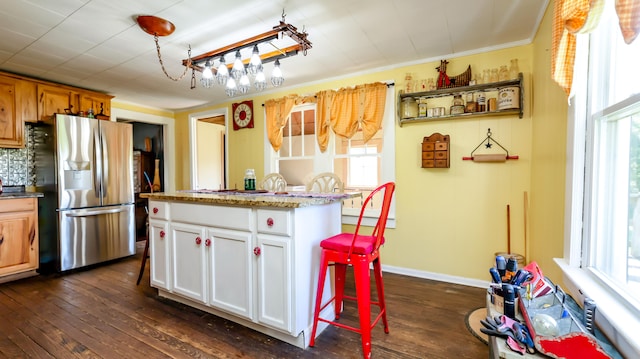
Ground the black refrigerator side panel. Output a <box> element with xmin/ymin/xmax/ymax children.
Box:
<box><xmin>33</xmin><ymin>123</ymin><xmax>59</xmax><ymax>272</ymax></box>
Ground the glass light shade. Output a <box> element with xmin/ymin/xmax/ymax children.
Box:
<box><xmin>200</xmin><ymin>60</ymin><xmax>214</xmax><ymax>88</ymax></box>
<box><xmin>254</xmin><ymin>70</ymin><xmax>267</xmax><ymax>91</ymax></box>
<box><xmin>216</xmin><ymin>56</ymin><xmax>229</xmax><ymax>86</ymax></box>
<box><xmin>271</xmin><ymin>59</ymin><xmax>284</xmax><ymax>87</ymax></box>
<box><xmin>238</xmin><ymin>73</ymin><xmax>251</xmax><ymax>94</ymax></box>
<box><xmin>231</xmin><ymin>50</ymin><xmax>246</xmax><ymax>80</ymax></box>
<box><xmin>247</xmin><ymin>45</ymin><xmax>263</xmax><ymax>76</ymax></box>
<box><xmin>225</xmin><ymin>77</ymin><xmax>238</xmax><ymax>97</ymax></box>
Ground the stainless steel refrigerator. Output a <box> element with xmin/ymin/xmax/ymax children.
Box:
<box><xmin>35</xmin><ymin>114</ymin><xmax>135</xmax><ymax>272</ymax></box>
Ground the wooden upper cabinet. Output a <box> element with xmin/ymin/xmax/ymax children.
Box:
<box><xmin>0</xmin><ymin>75</ymin><xmax>24</xmax><ymax>148</ymax></box>
<box><xmin>18</xmin><ymin>80</ymin><xmax>37</xmax><ymax>123</ymax></box>
<box><xmin>37</xmin><ymin>84</ymin><xmax>79</xmax><ymax>121</ymax></box>
<box><xmin>79</xmin><ymin>92</ymin><xmax>112</xmax><ymax>119</ymax></box>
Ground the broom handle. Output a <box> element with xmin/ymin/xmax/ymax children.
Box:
<box><xmin>507</xmin><ymin>204</ymin><xmax>511</xmax><ymax>254</ymax></box>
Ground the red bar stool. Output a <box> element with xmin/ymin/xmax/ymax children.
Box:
<box><xmin>310</xmin><ymin>182</ymin><xmax>395</xmax><ymax>359</ymax></box>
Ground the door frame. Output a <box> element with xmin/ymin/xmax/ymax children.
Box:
<box><xmin>112</xmin><ymin>108</ymin><xmax>175</xmax><ymax>192</ymax></box>
<box><xmin>189</xmin><ymin>108</ymin><xmax>228</xmax><ymax>190</ymax></box>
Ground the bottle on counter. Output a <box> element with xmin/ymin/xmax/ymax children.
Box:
<box><xmin>244</xmin><ymin>169</ymin><xmax>256</xmax><ymax>191</ymax></box>
<box><xmin>0</xmin><ymin>177</ymin><xmax>3</xmax><ymax>194</ymax></box>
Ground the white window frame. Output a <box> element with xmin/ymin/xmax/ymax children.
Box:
<box><xmin>264</xmin><ymin>85</ymin><xmax>396</xmax><ymax>227</ymax></box>
<box><xmin>558</xmin><ymin>11</ymin><xmax>640</xmax><ymax>357</ymax></box>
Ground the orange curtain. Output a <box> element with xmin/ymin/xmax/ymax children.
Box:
<box><xmin>265</xmin><ymin>95</ymin><xmax>298</xmax><ymax>152</ymax></box>
<box><xmin>315</xmin><ymin>82</ymin><xmax>387</xmax><ymax>152</ymax></box>
<box><xmin>316</xmin><ymin>89</ymin><xmax>336</xmax><ymax>152</ymax></box>
<box><xmin>552</xmin><ymin>0</ymin><xmax>605</xmax><ymax>95</ymax></box>
<box><xmin>616</xmin><ymin>0</ymin><xmax>640</xmax><ymax>44</ymax></box>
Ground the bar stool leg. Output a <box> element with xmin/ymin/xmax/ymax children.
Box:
<box><xmin>136</xmin><ymin>236</ymin><xmax>149</xmax><ymax>285</ymax></box>
<box><xmin>353</xmin><ymin>257</ymin><xmax>372</xmax><ymax>359</ymax></box>
<box><xmin>373</xmin><ymin>258</ymin><xmax>389</xmax><ymax>332</ymax></box>
<box><xmin>334</xmin><ymin>263</ymin><xmax>347</xmax><ymax>319</ymax></box>
<box><xmin>310</xmin><ymin>250</ymin><xmax>329</xmax><ymax>347</ymax></box>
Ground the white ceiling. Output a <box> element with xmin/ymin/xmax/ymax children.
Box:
<box><xmin>0</xmin><ymin>0</ymin><xmax>548</xmax><ymax>112</ymax></box>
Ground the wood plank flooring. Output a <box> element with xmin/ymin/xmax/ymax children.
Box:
<box><xmin>0</xmin><ymin>242</ymin><xmax>489</xmax><ymax>358</ymax></box>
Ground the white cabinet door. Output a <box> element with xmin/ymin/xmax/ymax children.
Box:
<box><xmin>171</xmin><ymin>223</ymin><xmax>208</xmax><ymax>304</ymax></box>
<box><xmin>256</xmin><ymin>233</ymin><xmax>292</xmax><ymax>332</ymax></box>
<box><xmin>207</xmin><ymin>228</ymin><xmax>253</xmax><ymax>319</ymax></box>
<box><xmin>149</xmin><ymin>220</ymin><xmax>170</xmax><ymax>290</ymax></box>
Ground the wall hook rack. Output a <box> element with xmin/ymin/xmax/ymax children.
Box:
<box><xmin>462</xmin><ymin>128</ymin><xmax>519</xmax><ymax>162</ymax></box>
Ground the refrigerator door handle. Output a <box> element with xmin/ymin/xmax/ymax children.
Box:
<box><xmin>64</xmin><ymin>207</ymin><xmax>127</xmax><ymax>217</ymax></box>
<box><xmin>93</xmin><ymin>128</ymin><xmax>102</xmax><ymax>197</ymax></box>
<box><xmin>100</xmin><ymin>126</ymin><xmax>108</xmax><ymax>198</ymax></box>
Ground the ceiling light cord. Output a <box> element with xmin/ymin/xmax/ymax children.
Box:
<box><xmin>154</xmin><ymin>34</ymin><xmax>192</xmax><ymax>81</ymax></box>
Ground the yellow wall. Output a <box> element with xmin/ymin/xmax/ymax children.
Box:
<box><xmin>529</xmin><ymin>3</ymin><xmax>568</xmax><ymax>283</ymax></box>
<box><xmin>129</xmin><ymin>2</ymin><xmax>567</xmax><ymax>284</ymax></box>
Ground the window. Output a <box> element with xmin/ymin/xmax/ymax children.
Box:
<box><xmin>266</xmin><ymin>86</ymin><xmax>396</xmax><ymax>225</ymax></box>
<box><xmin>567</xmin><ymin>2</ymin><xmax>640</xmax><ymax>339</ymax></box>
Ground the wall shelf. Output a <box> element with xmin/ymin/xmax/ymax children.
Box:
<box><xmin>398</xmin><ymin>72</ymin><xmax>523</xmax><ymax>126</ymax></box>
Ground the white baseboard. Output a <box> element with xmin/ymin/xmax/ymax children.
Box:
<box><xmin>382</xmin><ymin>264</ymin><xmax>490</xmax><ymax>289</ymax></box>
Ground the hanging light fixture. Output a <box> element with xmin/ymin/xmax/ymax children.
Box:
<box><xmin>254</xmin><ymin>70</ymin><xmax>267</xmax><ymax>91</ymax></box>
<box><xmin>230</xmin><ymin>50</ymin><xmax>246</xmax><ymax>80</ymax></box>
<box><xmin>247</xmin><ymin>45</ymin><xmax>263</xmax><ymax>76</ymax></box>
<box><xmin>238</xmin><ymin>73</ymin><xmax>251</xmax><ymax>94</ymax></box>
<box><xmin>271</xmin><ymin>59</ymin><xmax>284</xmax><ymax>87</ymax></box>
<box><xmin>200</xmin><ymin>59</ymin><xmax>214</xmax><ymax>88</ymax></box>
<box><xmin>136</xmin><ymin>10</ymin><xmax>311</xmax><ymax>97</ymax></box>
<box><xmin>216</xmin><ymin>56</ymin><xmax>229</xmax><ymax>86</ymax></box>
<box><xmin>225</xmin><ymin>77</ymin><xmax>238</xmax><ymax>97</ymax></box>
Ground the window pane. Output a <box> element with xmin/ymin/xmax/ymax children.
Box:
<box><xmin>591</xmin><ymin>109</ymin><xmax>640</xmax><ymax>307</ymax></box>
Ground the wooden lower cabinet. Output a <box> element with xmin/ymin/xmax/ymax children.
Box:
<box><xmin>0</xmin><ymin>198</ymin><xmax>39</xmax><ymax>281</ymax></box>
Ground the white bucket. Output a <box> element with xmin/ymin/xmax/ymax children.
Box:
<box><xmin>498</xmin><ymin>87</ymin><xmax>520</xmax><ymax>110</ymax></box>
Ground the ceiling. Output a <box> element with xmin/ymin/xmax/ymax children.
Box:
<box><xmin>0</xmin><ymin>0</ymin><xmax>548</xmax><ymax>112</ymax></box>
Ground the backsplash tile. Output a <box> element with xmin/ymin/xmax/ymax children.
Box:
<box><xmin>0</xmin><ymin>124</ymin><xmax>35</xmax><ymax>186</ymax></box>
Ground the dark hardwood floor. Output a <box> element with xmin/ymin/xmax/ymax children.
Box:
<box><xmin>0</xmin><ymin>242</ymin><xmax>489</xmax><ymax>358</ymax></box>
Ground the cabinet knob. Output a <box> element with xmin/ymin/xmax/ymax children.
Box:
<box><xmin>159</xmin><ymin>230</ymin><xmax>165</xmax><ymax>238</ymax></box>
<box><xmin>195</xmin><ymin>236</ymin><xmax>202</xmax><ymax>245</ymax></box>
<box><xmin>253</xmin><ymin>247</ymin><xmax>261</xmax><ymax>256</ymax></box>
<box><xmin>205</xmin><ymin>238</ymin><xmax>211</xmax><ymax>247</ymax></box>
<box><xmin>266</xmin><ymin>217</ymin><xmax>274</xmax><ymax>227</ymax></box>
<box><xmin>153</xmin><ymin>207</ymin><xmax>159</xmax><ymax>214</ymax></box>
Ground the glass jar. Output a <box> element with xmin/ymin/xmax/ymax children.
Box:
<box><xmin>490</xmin><ymin>68</ymin><xmax>499</xmax><ymax>82</ymax></box>
<box><xmin>509</xmin><ymin>59</ymin><xmax>520</xmax><ymax>80</ymax></box>
<box><xmin>402</xmin><ymin>97</ymin><xmax>418</xmax><ymax>118</ymax></box>
<box><xmin>452</xmin><ymin>94</ymin><xmax>464</xmax><ymax>106</ymax></box>
<box><xmin>244</xmin><ymin>169</ymin><xmax>256</xmax><ymax>190</ymax></box>
<box><xmin>499</xmin><ymin>65</ymin><xmax>509</xmax><ymax>81</ymax></box>
<box><xmin>476</xmin><ymin>91</ymin><xmax>486</xmax><ymax>112</ymax></box>
<box><xmin>418</xmin><ymin>99</ymin><xmax>428</xmax><ymax>117</ymax></box>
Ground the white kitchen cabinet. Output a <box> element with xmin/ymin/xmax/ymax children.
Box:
<box><xmin>171</xmin><ymin>223</ymin><xmax>207</xmax><ymax>304</ymax></box>
<box><xmin>256</xmin><ymin>233</ymin><xmax>291</xmax><ymax>332</ymax></box>
<box><xmin>208</xmin><ymin>227</ymin><xmax>253</xmax><ymax>319</ymax></box>
<box><xmin>148</xmin><ymin>200</ymin><xmax>171</xmax><ymax>291</ymax></box>
<box><xmin>149</xmin><ymin>220</ymin><xmax>170</xmax><ymax>290</ymax></box>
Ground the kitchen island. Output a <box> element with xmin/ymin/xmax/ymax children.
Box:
<box><xmin>140</xmin><ymin>190</ymin><xmax>357</xmax><ymax>348</ymax></box>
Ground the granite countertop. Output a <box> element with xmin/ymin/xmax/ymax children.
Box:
<box><xmin>0</xmin><ymin>186</ymin><xmax>44</xmax><ymax>199</ymax></box>
<box><xmin>140</xmin><ymin>190</ymin><xmax>360</xmax><ymax>209</ymax></box>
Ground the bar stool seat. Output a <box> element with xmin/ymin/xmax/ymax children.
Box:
<box><xmin>310</xmin><ymin>182</ymin><xmax>395</xmax><ymax>359</ymax></box>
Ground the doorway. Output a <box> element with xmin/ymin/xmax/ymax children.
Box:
<box><xmin>189</xmin><ymin>109</ymin><xmax>228</xmax><ymax>190</ymax></box>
